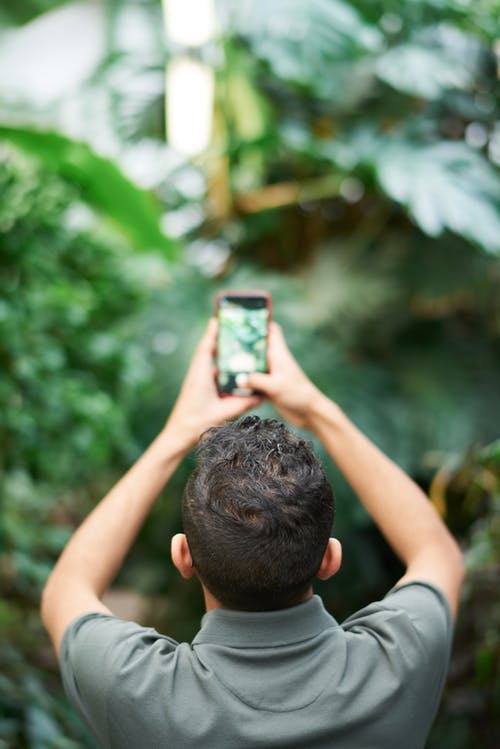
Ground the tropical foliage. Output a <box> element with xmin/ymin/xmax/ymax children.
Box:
<box><xmin>0</xmin><ymin>0</ymin><xmax>499</xmax><ymax>746</ymax></box>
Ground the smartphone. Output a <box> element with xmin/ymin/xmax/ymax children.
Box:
<box><xmin>215</xmin><ymin>290</ymin><xmax>271</xmax><ymax>396</ymax></box>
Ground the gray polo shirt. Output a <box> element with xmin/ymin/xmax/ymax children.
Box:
<box><xmin>60</xmin><ymin>582</ymin><xmax>452</xmax><ymax>749</ymax></box>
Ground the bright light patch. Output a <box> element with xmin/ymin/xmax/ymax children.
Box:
<box><xmin>162</xmin><ymin>0</ymin><xmax>216</xmax><ymax>46</ymax></box>
<box><xmin>166</xmin><ymin>58</ymin><xmax>214</xmax><ymax>156</ymax></box>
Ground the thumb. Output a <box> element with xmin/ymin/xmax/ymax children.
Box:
<box><xmin>244</xmin><ymin>371</ymin><xmax>274</xmax><ymax>395</ymax></box>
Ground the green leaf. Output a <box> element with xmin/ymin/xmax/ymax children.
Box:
<box><xmin>375</xmin><ymin>140</ymin><xmax>500</xmax><ymax>253</ymax></box>
<box><xmin>0</xmin><ymin>0</ymin><xmax>67</xmax><ymax>27</ymax></box>
<box><xmin>224</xmin><ymin>68</ymin><xmax>271</xmax><ymax>142</ymax></box>
<box><xmin>222</xmin><ymin>0</ymin><xmax>382</xmax><ymax>100</ymax></box>
<box><xmin>0</xmin><ymin>126</ymin><xmax>178</xmax><ymax>259</ymax></box>
<box><xmin>376</xmin><ymin>23</ymin><xmax>483</xmax><ymax>100</ymax></box>
<box><xmin>478</xmin><ymin>439</ymin><xmax>500</xmax><ymax>466</ymax></box>
<box><xmin>377</xmin><ymin>42</ymin><xmax>475</xmax><ymax>100</ymax></box>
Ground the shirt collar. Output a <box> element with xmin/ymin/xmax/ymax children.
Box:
<box><xmin>192</xmin><ymin>595</ymin><xmax>338</xmax><ymax>648</ymax></box>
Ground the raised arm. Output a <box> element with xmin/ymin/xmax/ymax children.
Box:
<box><xmin>41</xmin><ymin>319</ymin><xmax>260</xmax><ymax>656</ymax></box>
<box><xmin>245</xmin><ymin>323</ymin><xmax>465</xmax><ymax>619</ymax></box>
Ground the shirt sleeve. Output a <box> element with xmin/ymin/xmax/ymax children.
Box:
<box><xmin>60</xmin><ymin>613</ymin><xmax>178</xmax><ymax>748</ymax></box>
<box><xmin>340</xmin><ymin>580</ymin><xmax>454</xmax><ymax>745</ymax></box>
<box><xmin>382</xmin><ymin>580</ymin><xmax>453</xmax><ymax>656</ymax></box>
<box><xmin>382</xmin><ymin>581</ymin><xmax>454</xmax><ymax>715</ymax></box>
<box><xmin>342</xmin><ymin>580</ymin><xmax>453</xmax><ymax>659</ymax></box>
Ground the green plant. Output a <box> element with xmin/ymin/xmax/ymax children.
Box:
<box><xmin>0</xmin><ymin>142</ymin><xmax>168</xmax><ymax>748</ymax></box>
<box><xmin>428</xmin><ymin>440</ymin><xmax>500</xmax><ymax>749</ymax></box>
<box><xmin>1</xmin><ymin>1</ymin><xmax>499</xmax><ymax>746</ymax></box>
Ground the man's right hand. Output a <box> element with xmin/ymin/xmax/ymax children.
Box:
<box><xmin>244</xmin><ymin>323</ymin><xmax>327</xmax><ymax>430</ymax></box>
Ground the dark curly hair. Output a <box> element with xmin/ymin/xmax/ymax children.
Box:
<box><xmin>182</xmin><ymin>416</ymin><xmax>335</xmax><ymax>611</ymax></box>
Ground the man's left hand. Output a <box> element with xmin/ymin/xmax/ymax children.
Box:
<box><xmin>165</xmin><ymin>318</ymin><xmax>261</xmax><ymax>450</ymax></box>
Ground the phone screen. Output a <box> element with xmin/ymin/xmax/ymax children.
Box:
<box><xmin>217</xmin><ymin>294</ymin><xmax>270</xmax><ymax>395</ymax></box>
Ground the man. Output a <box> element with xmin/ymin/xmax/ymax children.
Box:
<box><xmin>41</xmin><ymin>318</ymin><xmax>464</xmax><ymax>749</ymax></box>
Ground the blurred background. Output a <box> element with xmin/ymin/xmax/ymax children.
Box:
<box><xmin>0</xmin><ymin>0</ymin><xmax>499</xmax><ymax>746</ymax></box>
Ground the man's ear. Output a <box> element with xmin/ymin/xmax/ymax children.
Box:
<box><xmin>171</xmin><ymin>533</ymin><xmax>195</xmax><ymax>579</ymax></box>
<box><xmin>316</xmin><ymin>538</ymin><xmax>342</xmax><ymax>581</ymax></box>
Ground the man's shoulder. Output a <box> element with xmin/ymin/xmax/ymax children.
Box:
<box><xmin>342</xmin><ymin>579</ymin><xmax>451</xmax><ymax>631</ymax></box>
<box><xmin>339</xmin><ymin>580</ymin><xmax>453</xmax><ymax>676</ymax></box>
<box><xmin>60</xmin><ymin>612</ymin><xmax>184</xmax><ymax>747</ymax></box>
<box><xmin>61</xmin><ymin>611</ymin><xmax>180</xmax><ymax>673</ymax></box>
<box><xmin>63</xmin><ymin>613</ymin><xmax>183</xmax><ymax>687</ymax></box>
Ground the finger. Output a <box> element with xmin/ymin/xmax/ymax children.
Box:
<box><xmin>200</xmin><ymin>317</ymin><xmax>218</xmax><ymax>351</ymax></box>
<box><xmin>191</xmin><ymin>318</ymin><xmax>218</xmax><ymax>365</ymax></box>
<box><xmin>244</xmin><ymin>371</ymin><xmax>274</xmax><ymax>394</ymax></box>
<box><xmin>267</xmin><ymin>322</ymin><xmax>290</xmax><ymax>359</ymax></box>
<box><xmin>225</xmin><ymin>395</ymin><xmax>263</xmax><ymax>415</ymax></box>
<box><xmin>213</xmin><ymin>396</ymin><xmax>261</xmax><ymax>424</ymax></box>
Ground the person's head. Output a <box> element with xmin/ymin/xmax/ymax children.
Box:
<box><xmin>174</xmin><ymin>415</ymin><xmax>340</xmax><ymax>611</ymax></box>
